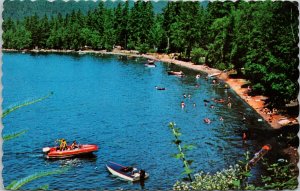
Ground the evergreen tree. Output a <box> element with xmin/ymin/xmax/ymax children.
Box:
<box><xmin>102</xmin><ymin>9</ymin><xmax>116</xmax><ymax>51</ymax></box>
<box><xmin>149</xmin><ymin>14</ymin><xmax>164</xmax><ymax>52</ymax></box>
<box><xmin>162</xmin><ymin>1</ymin><xmax>181</xmax><ymax>52</ymax></box>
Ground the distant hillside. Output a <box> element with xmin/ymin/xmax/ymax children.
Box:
<box><xmin>3</xmin><ymin>0</ymin><xmax>168</xmax><ymax>20</ymax></box>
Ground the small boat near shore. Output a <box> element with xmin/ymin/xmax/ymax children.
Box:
<box><xmin>167</xmin><ymin>71</ymin><xmax>184</xmax><ymax>76</ymax></box>
<box><xmin>106</xmin><ymin>161</ymin><xmax>149</xmax><ymax>182</ymax></box>
<box><xmin>145</xmin><ymin>63</ymin><xmax>156</xmax><ymax>67</ymax></box>
<box><xmin>208</xmin><ymin>72</ymin><xmax>221</xmax><ymax>78</ymax></box>
<box><xmin>145</xmin><ymin>59</ymin><xmax>156</xmax><ymax>67</ymax></box>
<box><xmin>43</xmin><ymin>144</ymin><xmax>98</xmax><ymax>159</ymax></box>
<box><xmin>155</xmin><ymin>86</ymin><xmax>166</xmax><ymax>90</ymax></box>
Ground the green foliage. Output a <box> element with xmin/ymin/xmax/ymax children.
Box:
<box><xmin>174</xmin><ymin>164</ymin><xmax>247</xmax><ymax>190</ymax></box>
<box><xmin>102</xmin><ymin>9</ymin><xmax>116</xmax><ymax>51</ymax></box>
<box><xmin>3</xmin><ymin>26</ymin><xmax>32</xmax><ymax>50</ymax></box>
<box><xmin>80</xmin><ymin>28</ymin><xmax>101</xmax><ymax>49</ymax></box>
<box><xmin>35</xmin><ymin>184</ymin><xmax>49</xmax><ymax>190</ymax></box>
<box><xmin>149</xmin><ymin>15</ymin><xmax>165</xmax><ymax>51</ymax></box>
<box><xmin>3</xmin><ymin>92</ymin><xmax>53</xmax><ymax>142</ymax></box>
<box><xmin>258</xmin><ymin>161</ymin><xmax>298</xmax><ymax>190</ymax></box>
<box><xmin>182</xmin><ymin>144</ymin><xmax>196</xmax><ymax>151</ymax></box>
<box><xmin>136</xmin><ymin>43</ymin><xmax>150</xmax><ymax>54</ymax></box>
<box><xmin>3</xmin><ymin>130</ymin><xmax>28</xmax><ymax>141</ymax></box>
<box><xmin>2</xmin><ymin>92</ymin><xmax>53</xmax><ymax>118</ymax></box>
<box><xmin>3</xmin><ymin>92</ymin><xmax>68</xmax><ymax>190</ymax></box>
<box><xmin>3</xmin><ymin>0</ymin><xmax>167</xmax><ymax>20</ymax></box>
<box><xmin>191</xmin><ymin>48</ymin><xmax>207</xmax><ymax>64</ymax></box>
<box><xmin>174</xmin><ymin>153</ymin><xmax>298</xmax><ymax>191</ymax></box>
<box><xmin>5</xmin><ymin>168</ymin><xmax>69</xmax><ymax>190</ymax></box>
<box><xmin>168</xmin><ymin>122</ymin><xmax>194</xmax><ymax>181</ymax></box>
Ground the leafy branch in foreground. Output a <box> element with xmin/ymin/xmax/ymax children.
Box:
<box><xmin>173</xmin><ymin>146</ymin><xmax>297</xmax><ymax>190</ymax></box>
<box><xmin>169</xmin><ymin>122</ymin><xmax>195</xmax><ymax>182</ymax></box>
<box><xmin>5</xmin><ymin>167</ymin><xmax>69</xmax><ymax>190</ymax></box>
<box><xmin>257</xmin><ymin>160</ymin><xmax>298</xmax><ymax>190</ymax></box>
<box><xmin>2</xmin><ymin>92</ymin><xmax>53</xmax><ymax>141</ymax></box>
<box><xmin>2</xmin><ymin>91</ymin><xmax>53</xmax><ymax>118</ymax></box>
<box><xmin>174</xmin><ymin>164</ymin><xmax>248</xmax><ymax>190</ymax></box>
<box><xmin>3</xmin><ymin>130</ymin><xmax>28</xmax><ymax>141</ymax></box>
<box><xmin>3</xmin><ymin>91</ymin><xmax>64</xmax><ymax>190</ymax></box>
<box><xmin>35</xmin><ymin>184</ymin><xmax>49</xmax><ymax>190</ymax></box>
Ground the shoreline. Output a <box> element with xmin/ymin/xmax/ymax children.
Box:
<box><xmin>3</xmin><ymin>48</ymin><xmax>298</xmax><ymax>130</ymax></box>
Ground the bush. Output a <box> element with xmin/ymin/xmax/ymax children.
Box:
<box><xmin>191</xmin><ymin>47</ymin><xmax>207</xmax><ymax>64</ymax></box>
<box><xmin>148</xmin><ymin>48</ymin><xmax>157</xmax><ymax>53</ymax></box>
<box><xmin>136</xmin><ymin>43</ymin><xmax>150</xmax><ymax>54</ymax></box>
<box><xmin>252</xmin><ymin>83</ymin><xmax>265</xmax><ymax>94</ymax></box>
<box><xmin>126</xmin><ymin>41</ymin><xmax>135</xmax><ymax>50</ymax></box>
<box><xmin>173</xmin><ymin>164</ymin><xmax>246</xmax><ymax>190</ymax></box>
<box><xmin>215</xmin><ymin>62</ymin><xmax>227</xmax><ymax>71</ymax></box>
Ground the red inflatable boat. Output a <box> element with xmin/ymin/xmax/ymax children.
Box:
<box><xmin>43</xmin><ymin>144</ymin><xmax>98</xmax><ymax>159</ymax></box>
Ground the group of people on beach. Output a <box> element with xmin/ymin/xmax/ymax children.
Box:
<box><xmin>260</xmin><ymin>107</ymin><xmax>278</xmax><ymax>123</ymax></box>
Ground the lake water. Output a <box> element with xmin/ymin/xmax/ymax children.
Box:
<box><xmin>2</xmin><ymin>52</ymin><xmax>279</xmax><ymax>190</ymax></box>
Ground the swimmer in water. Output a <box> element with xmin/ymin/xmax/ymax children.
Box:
<box><xmin>228</xmin><ymin>102</ymin><xmax>232</xmax><ymax>108</ymax></box>
<box><xmin>181</xmin><ymin>101</ymin><xmax>185</xmax><ymax>108</ymax></box>
<box><xmin>204</xmin><ymin>118</ymin><xmax>211</xmax><ymax>124</ymax></box>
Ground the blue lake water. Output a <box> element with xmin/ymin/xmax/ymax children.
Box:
<box><xmin>2</xmin><ymin>52</ymin><xmax>279</xmax><ymax>190</ymax></box>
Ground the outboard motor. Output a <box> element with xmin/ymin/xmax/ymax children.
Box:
<box><xmin>139</xmin><ymin>169</ymin><xmax>146</xmax><ymax>181</ymax></box>
<box><xmin>42</xmin><ymin>147</ymin><xmax>51</xmax><ymax>153</ymax></box>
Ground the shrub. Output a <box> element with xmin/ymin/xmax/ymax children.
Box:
<box><xmin>136</xmin><ymin>43</ymin><xmax>150</xmax><ymax>54</ymax></box>
<box><xmin>173</xmin><ymin>164</ymin><xmax>247</xmax><ymax>190</ymax></box>
<box><xmin>191</xmin><ymin>48</ymin><xmax>207</xmax><ymax>64</ymax></box>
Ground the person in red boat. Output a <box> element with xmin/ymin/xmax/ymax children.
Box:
<box><xmin>59</xmin><ymin>139</ymin><xmax>68</xmax><ymax>151</ymax></box>
<box><xmin>71</xmin><ymin>140</ymin><xmax>79</xmax><ymax>150</ymax></box>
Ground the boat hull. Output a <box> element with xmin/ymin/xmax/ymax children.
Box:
<box><xmin>106</xmin><ymin>161</ymin><xmax>149</xmax><ymax>182</ymax></box>
<box><xmin>145</xmin><ymin>63</ymin><xmax>156</xmax><ymax>67</ymax></box>
<box><xmin>167</xmin><ymin>71</ymin><xmax>184</xmax><ymax>76</ymax></box>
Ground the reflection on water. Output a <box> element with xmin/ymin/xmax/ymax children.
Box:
<box><xmin>3</xmin><ymin>52</ymin><xmax>280</xmax><ymax>190</ymax></box>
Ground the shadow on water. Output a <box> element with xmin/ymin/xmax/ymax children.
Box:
<box><xmin>105</xmin><ymin>172</ymin><xmax>147</xmax><ymax>190</ymax></box>
<box><xmin>45</xmin><ymin>153</ymin><xmax>98</xmax><ymax>161</ymax></box>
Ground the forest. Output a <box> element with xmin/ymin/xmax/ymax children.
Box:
<box><xmin>3</xmin><ymin>0</ymin><xmax>299</xmax><ymax>108</ymax></box>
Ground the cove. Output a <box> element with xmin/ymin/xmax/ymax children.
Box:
<box><xmin>3</xmin><ymin>52</ymin><xmax>278</xmax><ymax>190</ymax></box>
